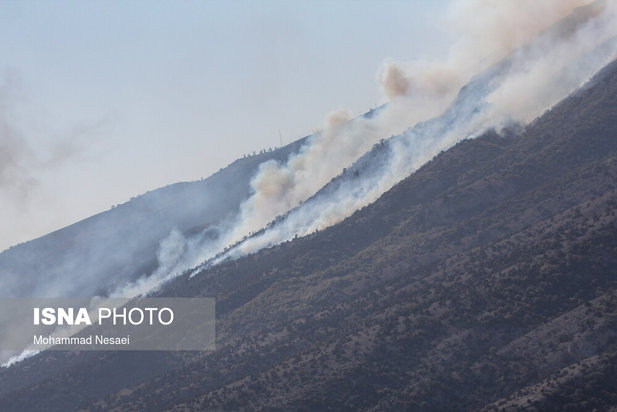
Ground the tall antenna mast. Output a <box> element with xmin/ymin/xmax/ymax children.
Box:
<box><xmin>279</xmin><ymin>130</ymin><xmax>283</xmax><ymax>147</ymax></box>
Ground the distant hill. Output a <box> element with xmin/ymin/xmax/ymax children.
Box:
<box><xmin>1</xmin><ymin>52</ymin><xmax>616</xmax><ymax>411</ymax></box>
<box><xmin>0</xmin><ymin>137</ymin><xmax>307</xmax><ymax>298</ymax></box>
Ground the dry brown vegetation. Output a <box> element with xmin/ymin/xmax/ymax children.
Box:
<box><xmin>2</xmin><ymin>59</ymin><xmax>617</xmax><ymax>411</ymax></box>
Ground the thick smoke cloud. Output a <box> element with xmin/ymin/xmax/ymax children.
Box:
<box><xmin>378</xmin><ymin>61</ymin><xmax>460</xmax><ymax>101</ymax></box>
<box><xmin>208</xmin><ymin>0</ymin><xmax>617</xmax><ymax>262</ymax></box>
<box><xmin>230</xmin><ymin>109</ymin><xmax>361</xmax><ymax>239</ymax></box>
<box><xmin>111</xmin><ymin>0</ymin><xmax>617</xmax><ymax>296</ymax></box>
<box><xmin>4</xmin><ymin>0</ymin><xmax>617</xmax><ymax>365</ymax></box>
<box><xmin>378</xmin><ymin>63</ymin><xmax>410</xmax><ymax>99</ymax></box>
<box><xmin>484</xmin><ymin>2</ymin><xmax>617</xmax><ymax>125</ymax></box>
<box><xmin>448</xmin><ymin>0</ymin><xmax>596</xmax><ymax>58</ymax></box>
<box><xmin>377</xmin><ymin>0</ymin><xmax>598</xmax><ymax>102</ymax></box>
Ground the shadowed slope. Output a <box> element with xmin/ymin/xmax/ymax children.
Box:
<box><xmin>1</xmin><ymin>59</ymin><xmax>616</xmax><ymax>411</ymax></box>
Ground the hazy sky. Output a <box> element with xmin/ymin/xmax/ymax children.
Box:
<box><xmin>0</xmin><ymin>0</ymin><xmax>452</xmax><ymax>251</ymax></box>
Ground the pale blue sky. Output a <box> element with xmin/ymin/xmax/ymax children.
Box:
<box><xmin>0</xmin><ymin>0</ymin><xmax>452</xmax><ymax>250</ymax></box>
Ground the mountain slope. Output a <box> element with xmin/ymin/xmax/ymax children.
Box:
<box><xmin>3</xmin><ymin>0</ymin><xmax>615</xmax><ymax>302</ymax></box>
<box><xmin>211</xmin><ymin>0</ymin><xmax>617</xmax><ymax>264</ymax></box>
<box><xmin>1</xmin><ymin>58</ymin><xmax>616</xmax><ymax>411</ymax></box>
<box><xmin>0</xmin><ymin>137</ymin><xmax>307</xmax><ymax>298</ymax></box>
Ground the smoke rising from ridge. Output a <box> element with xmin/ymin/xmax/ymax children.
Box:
<box><xmin>110</xmin><ymin>0</ymin><xmax>617</xmax><ymax>298</ymax></box>
<box><xmin>448</xmin><ymin>0</ymin><xmax>596</xmax><ymax>57</ymax></box>
<box><xmin>4</xmin><ymin>1</ymin><xmax>617</xmax><ymax>366</ymax></box>
<box><xmin>378</xmin><ymin>61</ymin><xmax>461</xmax><ymax>101</ymax></box>
<box><xmin>207</xmin><ymin>0</ymin><xmax>617</xmax><ymax>263</ymax></box>
<box><xmin>8</xmin><ymin>1</ymin><xmax>615</xmax><ymax>302</ymax></box>
<box><xmin>377</xmin><ymin>0</ymin><xmax>597</xmax><ymax>102</ymax></box>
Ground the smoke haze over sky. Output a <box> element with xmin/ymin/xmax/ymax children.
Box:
<box><xmin>3</xmin><ymin>0</ymin><xmax>615</xmax><ymax>365</ymax></box>
<box><xmin>0</xmin><ymin>0</ymin><xmax>452</xmax><ymax>251</ymax></box>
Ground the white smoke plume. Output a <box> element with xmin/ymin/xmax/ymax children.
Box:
<box><xmin>234</xmin><ymin>109</ymin><xmax>355</xmax><ymax>235</ymax></box>
<box><xmin>447</xmin><ymin>0</ymin><xmax>598</xmax><ymax>61</ymax></box>
<box><xmin>1</xmin><ymin>350</ymin><xmax>38</xmax><ymax>368</ymax></box>
<box><xmin>484</xmin><ymin>3</ymin><xmax>617</xmax><ymax>124</ymax></box>
<box><xmin>94</xmin><ymin>1</ymin><xmax>617</xmax><ymax>296</ymax></box>
<box><xmin>111</xmin><ymin>228</ymin><xmax>188</xmax><ymax>297</ymax></box>
<box><xmin>4</xmin><ymin>1</ymin><xmax>617</xmax><ymax>367</ymax></box>
<box><xmin>208</xmin><ymin>0</ymin><xmax>617</xmax><ymax>262</ymax></box>
<box><xmin>378</xmin><ymin>60</ymin><xmax>461</xmax><ymax>101</ymax></box>
<box><xmin>377</xmin><ymin>0</ymin><xmax>599</xmax><ymax>102</ymax></box>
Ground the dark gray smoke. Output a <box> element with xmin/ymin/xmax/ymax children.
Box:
<box><xmin>3</xmin><ymin>0</ymin><xmax>617</xmax><ymax>304</ymax></box>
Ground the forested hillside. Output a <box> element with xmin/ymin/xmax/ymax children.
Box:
<box><xmin>1</xmin><ymin>58</ymin><xmax>616</xmax><ymax>412</ymax></box>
